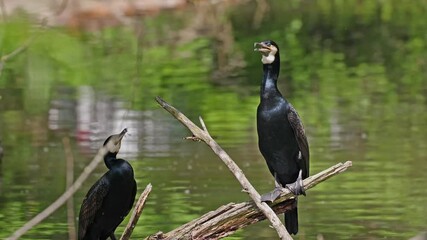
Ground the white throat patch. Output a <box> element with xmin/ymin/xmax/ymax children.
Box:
<box><xmin>106</xmin><ymin>139</ymin><xmax>121</xmax><ymax>153</ymax></box>
<box><xmin>261</xmin><ymin>54</ymin><xmax>275</xmax><ymax>64</ymax></box>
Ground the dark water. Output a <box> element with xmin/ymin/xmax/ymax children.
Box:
<box><xmin>1</xmin><ymin>0</ymin><xmax>427</xmax><ymax>239</ymax></box>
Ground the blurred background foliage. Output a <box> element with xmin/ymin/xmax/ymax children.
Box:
<box><xmin>0</xmin><ymin>0</ymin><xmax>426</xmax><ymax>239</ymax></box>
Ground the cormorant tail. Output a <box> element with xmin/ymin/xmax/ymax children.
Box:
<box><xmin>285</xmin><ymin>207</ymin><xmax>298</xmax><ymax>235</ymax></box>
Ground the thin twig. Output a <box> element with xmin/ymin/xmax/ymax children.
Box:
<box><xmin>199</xmin><ymin>116</ymin><xmax>209</xmax><ymax>134</ymax></box>
<box><xmin>0</xmin><ymin>19</ymin><xmax>47</xmax><ymax>64</ymax></box>
<box><xmin>62</xmin><ymin>137</ymin><xmax>77</xmax><ymax>240</ymax></box>
<box><xmin>155</xmin><ymin>96</ymin><xmax>292</xmax><ymax>240</ymax></box>
<box><xmin>6</xmin><ymin>147</ymin><xmax>109</xmax><ymax>240</ymax></box>
<box><xmin>1</xmin><ymin>38</ymin><xmax>31</xmax><ymax>60</ymax></box>
<box><xmin>0</xmin><ymin>36</ymin><xmax>34</xmax><ymax>74</ymax></box>
<box><xmin>120</xmin><ymin>184</ymin><xmax>153</xmax><ymax>240</ymax></box>
<box><xmin>0</xmin><ymin>0</ymin><xmax>68</xmax><ymax>78</ymax></box>
<box><xmin>0</xmin><ymin>21</ymin><xmax>46</xmax><ymax>78</ymax></box>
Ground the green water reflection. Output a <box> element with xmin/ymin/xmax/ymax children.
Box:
<box><xmin>1</xmin><ymin>0</ymin><xmax>427</xmax><ymax>239</ymax></box>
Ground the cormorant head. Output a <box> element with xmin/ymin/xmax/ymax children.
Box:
<box><xmin>103</xmin><ymin>128</ymin><xmax>127</xmax><ymax>154</ymax></box>
<box><xmin>254</xmin><ymin>40</ymin><xmax>279</xmax><ymax>65</ymax></box>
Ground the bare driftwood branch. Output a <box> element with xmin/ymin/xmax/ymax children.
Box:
<box><xmin>154</xmin><ymin>96</ymin><xmax>352</xmax><ymax>239</ymax></box>
<box><xmin>155</xmin><ymin>96</ymin><xmax>292</xmax><ymax>239</ymax></box>
<box><xmin>120</xmin><ymin>183</ymin><xmax>153</xmax><ymax>240</ymax></box>
<box><xmin>6</xmin><ymin>146</ymin><xmax>109</xmax><ymax>240</ymax></box>
<box><xmin>62</xmin><ymin>137</ymin><xmax>77</xmax><ymax>240</ymax></box>
<box><xmin>146</xmin><ymin>161</ymin><xmax>352</xmax><ymax>239</ymax></box>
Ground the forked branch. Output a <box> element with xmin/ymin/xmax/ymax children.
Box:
<box><xmin>156</xmin><ymin>96</ymin><xmax>288</xmax><ymax>239</ymax></box>
<box><xmin>154</xmin><ymin>96</ymin><xmax>352</xmax><ymax>239</ymax></box>
<box><xmin>146</xmin><ymin>161</ymin><xmax>352</xmax><ymax>239</ymax></box>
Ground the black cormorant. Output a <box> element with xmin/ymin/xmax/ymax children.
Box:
<box><xmin>78</xmin><ymin>128</ymin><xmax>137</xmax><ymax>240</ymax></box>
<box><xmin>254</xmin><ymin>40</ymin><xmax>309</xmax><ymax>235</ymax></box>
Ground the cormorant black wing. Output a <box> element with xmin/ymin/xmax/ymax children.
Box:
<box><xmin>126</xmin><ymin>180</ymin><xmax>137</xmax><ymax>216</ymax></box>
<box><xmin>78</xmin><ymin>176</ymin><xmax>110</xmax><ymax>240</ymax></box>
<box><xmin>287</xmin><ymin>103</ymin><xmax>310</xmax><ymax>178</ymax></box>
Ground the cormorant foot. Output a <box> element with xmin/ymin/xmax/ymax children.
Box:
<box><xmin>260</xmin><ymin>187</ymin><xmax>283</xmax><ymax>202</ymax></box>
<box><xmin>285</xmin><ymin>170</ymin><xmax>306</xmax><ymax>196</ymax></box>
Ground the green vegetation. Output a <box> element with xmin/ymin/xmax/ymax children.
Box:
<box><xmin>0</xmin><ymin>0</ymin><xmax>426</xmax><ymax>239</ymax></box>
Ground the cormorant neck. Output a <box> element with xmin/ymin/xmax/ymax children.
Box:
<box><xmin>261</xmin><ymin>60</ymin><xmax>281</xmax><ymax>99</ymax></box>
<box><xmin>104</xmin><ymin>152</ymin><xmax>118</xmax><ymax>169</ymax></box>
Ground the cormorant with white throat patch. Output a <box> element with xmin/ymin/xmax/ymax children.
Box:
<box><xmin>254</xmin><ymin>40</ymin><xmax>310</xmax><ymax>235</ymax></box>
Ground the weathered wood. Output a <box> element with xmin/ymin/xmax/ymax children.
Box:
<box><xmin>155</xmin><ymin>96</ymin><xmax>292</xmax><ymax>239</ymax></box>
<box><xmin>154</xmin><ymin>96</ymin><xmax>353</xmax><ymax>239</ymax></box>
<box><xmin>146</xmin><ymin>161</ymin><xmax>352</xmax><ymax>239</ymax></box>
<box><xmin>63</xmin><ymin>137</ymin><xmax>77</xmax><ymax>240</ymax></box>
<box><xmin>120</xmin><ymin>184</ymin><xmax>153</xmax><ymax>240</ymax></box>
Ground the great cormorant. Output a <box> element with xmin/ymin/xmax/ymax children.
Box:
<box><xmin>78</xmin><ymin>128</ymin><xmax>137</xmax><ymax>240</ymax></box>
<box><xmin>254</xmin><ymin>40</ymin><xmax>309</xmax><ymax>235</ymax></box>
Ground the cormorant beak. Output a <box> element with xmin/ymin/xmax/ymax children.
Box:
<box><xmin>116</xmin><ymin>128</ymin><xmax>127</xmax><ymax>143</ymax></box>
<box><xmin>103</xmin><ymin>128</ymin><xmax>128</xmax><ymax>153</ymax></box>
<box><xmin>110</xmin><ymin>128</ymin><xmax>127</xmax><ymax>146</ymax></box>
<box><xmin>254</xmin><ymin>42</ymin><xmax>272</xmax><ymax>56</ymax></box>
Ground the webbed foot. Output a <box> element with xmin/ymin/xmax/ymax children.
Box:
<box><xmin>285</xmin><ymin>170</ymin><xmax>306</xmax><ymax>196</ymax></box>
<box><xmin>261</xmin><ymin>187</ymin><xmax>283</xmax><ymax>202</ymax></box>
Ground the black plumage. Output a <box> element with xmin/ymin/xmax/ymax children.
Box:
<box><xmin>254</xmin><ymin>40</ymin><xmax>309</xmax><ymax>235</ymax></box>
<box><xmin>78</xmin><ymin>129</ymin><xmax>137</xmax><ymax>240</ymax></box>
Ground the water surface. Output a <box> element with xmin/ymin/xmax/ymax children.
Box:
<box><xmin>0</xmin><ymin>0</ymin><xmax>426</xmax><ymax>239</ymax></box>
